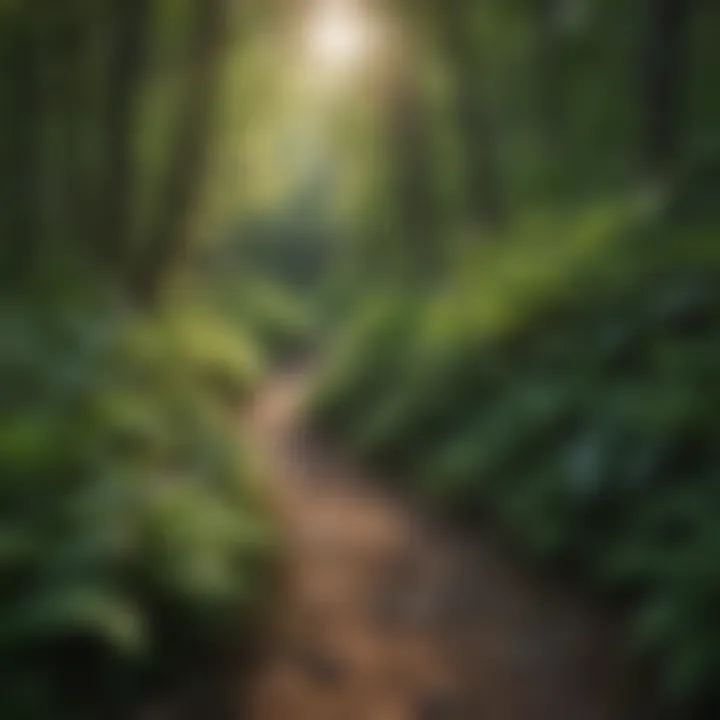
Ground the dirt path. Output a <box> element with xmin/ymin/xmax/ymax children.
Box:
<box><xmin>241</xmin><ymin>373</ymin><xmax>644</xmax><ymax>720</ymax></box>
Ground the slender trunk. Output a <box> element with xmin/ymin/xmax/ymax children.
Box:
<box><xmin>386</xmin><ymin>67</ymin><xmax>439</xmax><ymax>278</ymax></box>
<box><xmin>134</xmin><ymin>0</ymin><xmax>228</xmax><ymax>305</ymax></box>
<box><xmin>45</xmin><ymin>2</ymin><xmax>92</xmax><ymax>269</ymax></box>
<box><xmin>536</xmin><ymin>0</ymin><xmax>564</xmax><ymax>189</ymax></box>
<box><xmin>2</xmin><ymin>5</ymin><xmax>42</xmax><ymax>284</ymax></box>
<box><xmin>438</xmin><ymin>2</ymin><xmax>506</xmax><ymax>235</ymax></box>
<box><xmin>458</xmin><ymin>88</ymin><xmax>506</xmax><ymax>234</ymax></box>
<box><xmin>101</xmin><ymin>0</ymin><xmax>151</xmax><ymax>269</ymax></box>
<box><xmin>643</xmin><ymin>0</ymin><xmax>692</xmax><ymax>180</ymax></box>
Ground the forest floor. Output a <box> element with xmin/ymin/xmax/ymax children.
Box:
<box><xmin>233</xmin><ymin>371</ymin><xmax>649</xmax><ymax>720</ymax></box>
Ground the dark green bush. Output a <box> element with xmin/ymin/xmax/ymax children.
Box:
<box><xmin>0</xmin><ymin>301</ymin><xmax>275</xmax><ymax>720</ymax></box>
<box><xmin>311</xmin><ymin>200</ymin><xmax>720</xmax><ymax>711</ymax></box>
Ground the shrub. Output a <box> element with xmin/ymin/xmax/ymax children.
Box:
<box><xmin>311</xmin><ymin>200</ymin><xmax>720</xmax><ymax>711</ymax></box>
<box><xmin>0</xmin><ymin>300</ymin><xmax>275</xmax><ymax>720</ymax></box>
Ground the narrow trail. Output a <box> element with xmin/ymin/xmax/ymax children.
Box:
<box><xmin>241</xmin><ymin>373</ymin><xmax>643</xmax><ymax>720</ymax></box>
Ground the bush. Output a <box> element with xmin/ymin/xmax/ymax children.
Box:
<box><xmin>209</xmin><ymin>271</ymin><xmax>318</xmax><ymax>362</ymax></box>
<box><xmin>310</xmin><ymin>199</ymin><xmax>720</xmax><ymax>712</ymax></box>
<box><xmin>0</xmin><ymin>300</ymin><xmax>275</xmax><ymax>720</ymax></box>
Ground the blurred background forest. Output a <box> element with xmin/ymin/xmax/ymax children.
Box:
<box><xmin>0</xmin><ymin>0</ymin><xmax>719</xmax><ymax>717</ymax></box>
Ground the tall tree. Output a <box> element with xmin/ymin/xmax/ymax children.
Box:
<box><xmin>134</xmin><ymin>0</ymin><xmax>230</xmax><ymax>303</ymax></box>
<box><xmin>101</xmin><ymin>0</ymin><xmax>152</xmax><ymax>270</ymax></box>
<box><xmin>435</xmin><ymin>1</ymin><xmax>506</xmax><ymax>235</ymax></box>
<box><xmin>643</xmin><ymin>0</ymin><xmax>692</xmax><ymax>180</ymax></box>
<box><xmin>385</xmin><ymin>58</ymin><xmax>441</xmax><ymax>278</ymax></box>
<box><xmin>1</xmin><ymin>3</ymin><xmax>42</xmax><ymax>284</ymax></box>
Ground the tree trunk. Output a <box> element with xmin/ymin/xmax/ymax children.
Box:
<box><xmin>133</xmin><ymin>0</ymin><xmax>228</xmax><ymax>305</ymax></box>
<box><xmin>44</xmin><ymin>1</ymin><xmax>95</xmax><ymax>269</ymax></box>
<box><xmin>437</xmin><ymin>1</ymin><xmax>506</xmax><ymax>235</ymax></box>
<box><xmin>386</xmin><ymin>66</ymin><xmax>440</xmax><ymax>278</ymax></box>
<box><xmin>1</xmin><ymin>5</ymin><xmax>42</xmax><ymax>284</ymax></box>
<box><xmin>536</xmin><ymin>0</ymin><xmax>563</xmax><ymax>183</ymax></box>
<box><xmin>101</xmin><ymin>0</ymin><xmax>151</xmax><ymax>269</ymax></box>
<box><xmin>458</xmin><ymin>86</ymin><xmax>506</xmax><ymax>235</ymax></box>
<box><xmin>643</xmin><ymin>0</ymin><xmax>692</xmax><ymax>180</ymax></box>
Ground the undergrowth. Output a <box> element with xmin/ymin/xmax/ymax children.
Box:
<box><xmin>311</xmin><ymin>193</ymin><xmax>720</xmax><ymax>713</ymax></box>
<box><xmin>0</xmin><ymin>298</ymin><xmax>275</xmax><ymax>720</ymax></box>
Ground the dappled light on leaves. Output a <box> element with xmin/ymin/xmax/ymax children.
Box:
<box><xmin>1</xmin><ymin>0</ymin><xmax>720</xmax><ymax>718</ymax></box>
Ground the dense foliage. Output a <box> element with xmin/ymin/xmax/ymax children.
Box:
<box><xmin>312</xmin><ymin>193</ymin><xmax>720</xmax><ymax>711</ymax></box>
<box><xmin>314</xmin><ymin>0</ymin><xmax>720</xmax><ymax>717</ymax></box>
<box><xmin>3</xmin><ymin>0</ymin><xmax>720</xmax><ymax>715</ymax></box>
<box><xmin>0</xmin><ymin>301</ymin><xmax>274</xmax><ymax>719</ymax></box>
<box><xmin>0</xmin><ymin>1</ymin><xmax>279</xmax><ymax>717</ymax></box>
<box><xmin>309</xmin><ymin>0</ymin><xmax>720</xmax><ymax>710</ymax></box>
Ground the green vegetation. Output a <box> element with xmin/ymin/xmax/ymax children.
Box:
<box><xmin>310</xmin><ymin>0</ymin><xmax>720</xmax><ymax>713</ymax></box>
<box><xmin>3</xmin><ymin>0</ymin><xmax>720</xmax><ymax>715</ymax></box>
<box><xmin>313</xmin><ymin>188</ymin><xmax>720</xmax><ymax>714</ymax></box>
<box><xmin>0</xmin><ymin>1</ymin><xmax>278</xmax><ymax>717</ymax></box>
<box><xmin>0</xmin><ymin>302</ymin><xmax>274</xmax><ymax>719</ymax></box>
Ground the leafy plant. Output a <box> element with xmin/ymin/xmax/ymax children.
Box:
<box><xmin>0</xmin><ymin>302</ymin><xmax>275</xmax><ymax>720</ymax></box>
<box><xmin>311</xmin><ymin>202</ymin><xmax>720</xmax><ymax>710</ymax></box>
